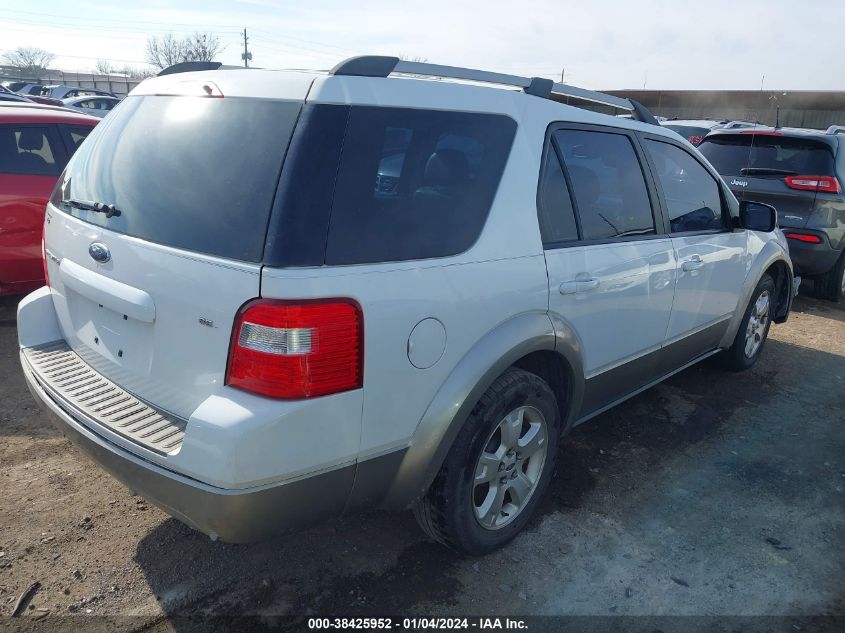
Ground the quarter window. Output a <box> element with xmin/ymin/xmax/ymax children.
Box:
<box><xmin>324</xmin><ymin>107</ymin><xmax>517</xmax><ymax>265</ymax></box>
<box><xmin>0</xmin><ymin>125</ymin><xmax>59</xmax><ymax>176</ymax></box>
<box><xmin>59</xmin><ymin>125</ymin><xmax>93</xmax><ymax>154</ymax></box>
<box><xmin>645</xmin><ymin>139</ymin><xmax>725</xmax><ymax>233</ymax></box>
<box><xmin>537</xmin><ymin>149</ymin><xmax>578</xmax><ymax>245</ymax></box>
<box><xmin>554</xmin><ymin>130</ymin><xmax>655</xmax><ymax>240</ymax></box>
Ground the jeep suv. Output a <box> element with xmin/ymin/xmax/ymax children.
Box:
<box><xmin>699</xmin><ymin>127</ymin><xmax>845</xmax><ymax>301</ymax></box>
<box><xmin>17</xmin><ymin>56</ymin><xmax>795</xmax><ymax>555</ymax></box>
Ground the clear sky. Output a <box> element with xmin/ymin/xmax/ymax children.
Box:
<box><xmin>1</xmin><ymin>0</ymin><xmax>843</xmax><ymax>90</ymax></box>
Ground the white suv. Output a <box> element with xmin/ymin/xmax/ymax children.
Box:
<box><xmin>18</xmin><ymin>56</ymin><xmax>796</xmax><ymax>555</ymax></box>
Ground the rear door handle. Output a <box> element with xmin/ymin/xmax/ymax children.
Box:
<box><xmin>559</xmin><ymin>275</ymin><xmax>600</xmax><ymax>295</ymax></box>
<box><xmin>681</xmin><ymin>255</ymin><xmax>704</xmax><ymax>272</ymax></box>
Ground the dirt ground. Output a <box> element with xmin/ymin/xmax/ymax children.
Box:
<box><xmin>1</xmin><ymin>290</ymin><xmax>843</xmax><ymax>630</ymax></box>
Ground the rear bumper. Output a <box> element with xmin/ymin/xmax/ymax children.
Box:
<box><xmin>783</xmin><ymin>231</ymin><xmax>842</xmax><ymax>276</ymax></box>
<box><xmin>20</xmin><ymin>349</ymin><xmax>355</xmax><ymax>543</ymax></box>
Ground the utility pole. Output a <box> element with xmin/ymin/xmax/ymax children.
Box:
<box><xmin>241</xmin><ymin>28</ymin><xmax>252</xmax><ymax>68</ymax></box>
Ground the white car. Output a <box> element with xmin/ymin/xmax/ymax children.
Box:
<box><xmin>61</xmin><ymin>95</ymin><xmax>120</xmax><ymax>118</ymax></box>
<box><xmin>18</xmin><ymin>56</ymin><xmax>796</xmax><ymax>555</ymax></box>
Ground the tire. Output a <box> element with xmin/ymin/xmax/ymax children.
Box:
<box><xmin>413</xmin><ymin>367</ymin><xmax>561</xmax><ymax>556</ymax></box>
<box><xmin>722</xmin><ymin>273</ymin><xmax>775</xmax><ymax>371</ymax></box>
<box><xmin>816</xmin><ymin>251</ymin><xmax>845</xmax><ymax>303</ymax></box>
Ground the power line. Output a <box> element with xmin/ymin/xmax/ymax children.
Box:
<box><xmin>0</xmin><ymin>7</ymin><xmax>241</xmax><ymax>31</ymax></box>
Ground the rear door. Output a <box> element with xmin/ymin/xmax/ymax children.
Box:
<box><xmin>0</xmin><ymin>123</ymin><xmax>65</xmax><ymax>293</ymax></box>
<box><xmin>45</xmin><ymin>92</ymin><xmax>304</xmax><ymax>419</ymax></box>
<box><xmin>541</xmin><ymin>125</ymin><xmax>676</xmax><ymax>416</ymax></box>
<box><xmin>698</xmin><ymin>132</ymin><xmax>838</xmax><ymax>228</ymax></box>
<box><xmin>641</xmin><ymin>134</ymin><xmax>747</xmax><ymax>369</ymax></box>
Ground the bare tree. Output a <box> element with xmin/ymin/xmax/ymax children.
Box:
<box><xmin>185</xmin><ymin>32</ymin><xmax>223</xmax><ymax>62</ymax></box>
<box><xmin>2</xmin><ymin>47</ymin><xmax>55</xmax><ymax>74</ymax></box>
<box><xmin>95</xmin><ymin>59</ymin><xmax>115</xmax><ymax>75</ymax></box>
<box><xmin>145</xmin><ymin>33</ymin><xmax>188</xmax><ymax>69</ymax></box>
<box><xmin>118</xmin><ymin>65</ymin><xmax>157</xmax><ymax>80</ymax></box>
<box><xmin>145</xmin><ymin>32</ymin><xmax>224</xmax><ymax>69</ymax></box>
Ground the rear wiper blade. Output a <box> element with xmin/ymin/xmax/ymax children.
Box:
<box><xmin>739</xmin><ymin>167</ymin><xmax>798</xmax><ymax>176</ymax></box>
<box><xmin>65</xmin><ymin>198</ymin><xmax>122</xmax><ymax>218</ymax></box>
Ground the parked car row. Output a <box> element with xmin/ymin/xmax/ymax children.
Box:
<box><xmin>0</xmin><ymin>81</ymin><xmax>120</xmax><ymax>116</ymax></box>
<box><xmin>662</xmin><ymin>119</ymin><xmax>760</xmax><ymax>145</ymax></box>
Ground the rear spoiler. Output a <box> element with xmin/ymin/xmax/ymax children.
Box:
<box><xmin>158</xmin><ymin>62</ymin><xmax>230</xmax><ymax>76</ymax></box>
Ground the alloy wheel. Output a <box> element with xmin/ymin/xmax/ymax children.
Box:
<box><xmin>744</xmin><ymin>290</ymin><xmax>770</xmax><ymax>358</ymax></box>
<box><xmin>472</xmin><ymin>406</ymin><xmax>548</xmax><ymax>530</ymax></box>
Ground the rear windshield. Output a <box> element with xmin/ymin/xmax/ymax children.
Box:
<box><xmin>57</xmin><ymin>95</ymin><xmax>301</xmax><ymax>262</ymax></box>
<box><xmin>664</xmin><ymin>125</ymin><xmax>711</xmax><ymax>145</ymax></box>
<box><xmin>698</xmin><ymin>134</ymin><xmax>836</xmax><ymax>177</ymax></box>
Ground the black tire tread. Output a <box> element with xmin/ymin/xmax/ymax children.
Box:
<box><xmin>722</xmin><ymin>273</ymin><xmax>775</xmax><ymax>371</ymax></box>
<box><xmin>412</xmin><ymin>368</ymin><xmax>558</xmax><ymax>555</ymax></box>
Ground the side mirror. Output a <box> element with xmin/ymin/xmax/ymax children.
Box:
<box><xmin>739</xmin><ymin>200</ymin><xmax>777</xmax><ymax>232</ymax></box>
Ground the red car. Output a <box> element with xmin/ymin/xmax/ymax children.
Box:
<box><xmin>0</xmin><ymin>104</ymin><xmax>99</xmax><ymax>295</ymax></box>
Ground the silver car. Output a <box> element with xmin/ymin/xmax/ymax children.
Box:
<box><xmin>61</xmin><ymin>95</ymin><xmax>120</xmax><ymax>118</ymax></box>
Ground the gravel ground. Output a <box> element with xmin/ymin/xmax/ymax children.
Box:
<box><xmin>1</xmin><ymin>291</ymin><xmax>843</xmax><ymax>631</ymax></box>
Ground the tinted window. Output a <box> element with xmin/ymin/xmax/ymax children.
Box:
<box><xmin>57</xmin><ymin>96</ymin><xmax>301</xmax><ymax>262</ymax></box>
<box><xmin>645</xmin><ymin>139</ymin><xmax>725</xmax><ymax>233</ymax></box>
<box><xmin>537</xmin><ymin>149</ymin><xmax>578</xmax><ymax>245</ymax></box>
<box><xmin>324</xmin><ymin>107</ymin><xmax>516</xmax><ymax>265</ymax></box>
<box><xmin>554</xmin><ymin>130</ymin><xmax>654</xmax><ymax>240</ymax></box>
<box><xmin>698</xmin><ymin>134</ymin><xmax>836</xmax><ymax>176</ymax></box>
<box><xmin>59</xmin><ymin>125</ymin><xmax>93</xmax><ymax>155</ymax></box>
<box><xmin>0</xmin><ymin>125</ymin><xmax>60</xmax><ymax>176</ymax></box>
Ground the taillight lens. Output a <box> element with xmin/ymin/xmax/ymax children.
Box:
<box><xmin>226</xmin><ymin>299</ymin><xmax>363</xmax><ymax>399</ymax></box>
<box><xmin>784</xmin><ymin>175</ymin><xmax>842</xmax><ymax>193</ymax></box>
<box><xmin>783</xmin><ymin>232</ymin><xmax>823</xmax><ymax>244</ymax></box>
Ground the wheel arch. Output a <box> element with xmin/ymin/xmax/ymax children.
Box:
<box><xmin>720</xmin><ymin>242</ymin><xmax>794</xmax><ymax>348</ymax></box>
<box><xmin>382</xmin><ymin>310</ymin><xmax>584</xmax><ymax>509</ymax></box>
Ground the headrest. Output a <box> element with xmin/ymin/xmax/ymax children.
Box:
<box><xmin>423</xmin><ymin>149</ymin><xmax>469</xmax><ymax>187</ymax></box>
<box><xmin>17</xmin><ymin>128</ymin><xmax>44</xmax><ymax>151</ymax></box>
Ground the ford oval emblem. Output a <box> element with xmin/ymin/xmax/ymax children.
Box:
<box><xmin>88</xmin><ymin>242</ymin><xmax>111</xmax><ymax>263</ymax></box>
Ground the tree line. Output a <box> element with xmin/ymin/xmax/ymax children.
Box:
<box><xmin>2</xmin><ymin>32</ymin><xmax>224</xmax><ymax>79</ymax></box>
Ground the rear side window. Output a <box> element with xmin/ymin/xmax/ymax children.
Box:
<box><xmin>554</xmin><ymin>129</ymin><xmax>655</xmax><ymax>240</ymax></box>
<box><xmin>57</xmin><ymin>96</ymin><xmax>301</xmax><ymax>262</ymax></box>
<box><xmin>324</xmin><ymin>107</ymin><xmax>516</xmax><ymax>265</ymax></box>
<box><xmin>645</xmin><ymin>139</ymin><xmax>726</xmax><ymax>233</ymax></box>
<box><xmin>0</xmin><ymin>125</ymin><xmax>60</xmax><ymax>176</ymax></box>
<box><xmin>58</xmin><ymin>125</ymin><xmax>93</xmax><ymax>155</ymax></box>
<box><xmin>699</xmin><ymin>134</ymin><xmax>836</xmax><ymax>176</ymax></box>
<box><xmin>537</xmin><ymin>149</ymin><xmax>578</xmax><ymax>245</ymax></box>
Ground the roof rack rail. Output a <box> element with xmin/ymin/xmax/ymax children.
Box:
<box><xmin>826</xmin><ymin>125</ymin><xmax>845</xmax><ymax>135</ymax></box>
<box><xmin>330</xmin><ymin>55</ymin><xmax>660</xmax><ymax>125</ymax></box>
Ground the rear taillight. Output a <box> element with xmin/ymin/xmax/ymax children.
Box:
<box><xmin>783</xmin><ymin>232</ymin><xmax>823</xmax><ymax>244</ymax></box>
<box><xmin>784</xmin><ymin>175</ymin><xmax>842</xmax><ymax>193</ymax></box>
<box><xmin>226</xmin><ymin>299</ymin><xmax>363</xmax><ymax>399</ymax></box>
